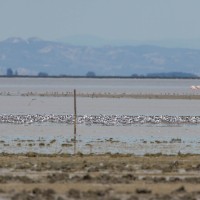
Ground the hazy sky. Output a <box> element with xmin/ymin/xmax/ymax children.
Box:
<box><xmin>0</xmin><ymin>0</ymin><xmax>200</xmax><ymax>42</ymax></box>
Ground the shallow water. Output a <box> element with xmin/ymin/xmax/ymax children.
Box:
<box><xmin>0</xmin><ymin>96</ymin><xmax>200</xmax><ymax>115</ymax></box>
<box><xmin>0</xmin><ymin>77</ymin><xmax>200</xmax><ymax>95</ymax></box>
<box><xmin>0</xmin><ymin>78</ymin><xmax>200</xmax><ymax>155</ymax></box>
<box><xmin>1</xmin><ymin>123</ymin><xmax>200</xmax><ymax>155</ymax></box>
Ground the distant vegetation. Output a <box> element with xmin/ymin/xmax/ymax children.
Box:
<box><xmin>3</xmin><ymin>69</ymin><xmax>199</xmax><ymax>79</ymax></box>
<box><xmin>6</xmin><ymin>68</ymin><xmax>13</xmax><ymax>76</ymax></box>
<box><xmin>144</xmin><ymin>72</ymin><xmax>198</xmax><ymax>78</ymax></box>
<box><xmin>86</xmin><ymin>71</ymin><xmax>96</xmax><ymax>77</ymax></box>
<box><xmin>38</xmin><ymin>72</ymin><xmax>48</xmax><ymax>77</ymax></box>
<box><xmin>6</xmin><ymin>68</ymin><xmax>18</xmax><ymax>76</ymax></box>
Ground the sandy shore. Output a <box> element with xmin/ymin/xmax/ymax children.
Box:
<box><xmin>0</xmin><ymin>154</ymin><xmax>200</xmax><ymax>199</ymax></box>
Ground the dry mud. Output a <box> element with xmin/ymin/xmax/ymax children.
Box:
<box><xmin>0</xmin><ymin>154</ymin><xmax>200</xmax><ymax>199</ymax></box>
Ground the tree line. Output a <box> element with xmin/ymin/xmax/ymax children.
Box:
<box><xmin>4</xmin><ymin>68</ymin><xmax>198</xmax><ymax>78</ymax></box>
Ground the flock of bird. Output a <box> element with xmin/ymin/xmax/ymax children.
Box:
<box><xmin>0</xmin><ymin>114</ymin><xmax>200</xmax><ymax>125</ymax></box>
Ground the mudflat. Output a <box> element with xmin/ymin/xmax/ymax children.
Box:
<box><xmin>0</xmin><ymin>154</ymin><xmax>200</xmax><ymax>199</ymax></box>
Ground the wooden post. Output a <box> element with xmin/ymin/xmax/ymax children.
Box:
<box><xmin>73</xmin><ymin>89</ymin><xmax>77</xmax><ymax>154</ymax></box>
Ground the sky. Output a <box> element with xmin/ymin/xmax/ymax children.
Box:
<box><xmin>0</xmin><ymin>0</ymin><xmax>200</xmax><ymax>46</ymax></box>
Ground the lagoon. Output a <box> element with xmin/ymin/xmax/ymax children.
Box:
<box><xmin>0</xmin><ymin>78</ymin><xmax>200</xmax><ymax>155</ymax></box>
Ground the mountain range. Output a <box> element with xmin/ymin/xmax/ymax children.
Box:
<box><xmin>0</xmin><ymin>37</ymin><xmax>200</xmax><ymax>76</ymax></box>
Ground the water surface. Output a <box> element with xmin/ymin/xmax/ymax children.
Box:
<box><xmin>0</xmin><ymin>77</ymin><xmax>200</xmax><ymax>95</ymax></box>
<box><xmin>0</xmin><ymin>78</ymin><xmax>200</xmax><ymax>155</ymax></box>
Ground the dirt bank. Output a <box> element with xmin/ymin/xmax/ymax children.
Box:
<box><xmin>0</xmin><ymin>154</ymin><xmax>200</xmax><ymax>199</ymax></box>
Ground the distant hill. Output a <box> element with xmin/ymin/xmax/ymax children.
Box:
<box><xmin>0</xmin><ymin>37</ymin><xmax>200</xmax><ymax>76</ymax></box>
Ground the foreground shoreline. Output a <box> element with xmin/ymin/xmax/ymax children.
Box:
<box><xmin>0</xmin><ymin>154</ymin><xmax>200</xmax><ymax>199</ymax></box>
